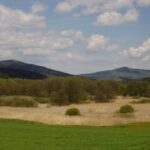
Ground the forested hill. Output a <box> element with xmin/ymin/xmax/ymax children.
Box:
<box><xmin>0</xmin><ymin>67</ymin><xmax>46</xmax><ymax>79</ymax></box>
<box><xmin>0</xmin><ymin>60</ymin><xmax>71</xmax><ymax>79</ymax></box>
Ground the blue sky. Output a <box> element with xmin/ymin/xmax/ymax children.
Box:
<box><xmin>0</xmin><ymin>0</ymin><xmax>150</xmax><ymax>74</ymax></box>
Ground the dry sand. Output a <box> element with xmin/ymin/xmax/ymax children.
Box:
<box><xmin>0</xmin><ymin>97</ymin><xmax>150</xmax><ymax>126</ymax></box>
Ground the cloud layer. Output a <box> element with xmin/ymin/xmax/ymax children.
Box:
<box><xmin>94</xmin><ymin>9</ymin><xmax>138</xmax><ymax>26</ymax></box>
<box><xmin>55</xmin><ymin>0</ymin><xmax>149</xmax><ymax>26</ymax></box>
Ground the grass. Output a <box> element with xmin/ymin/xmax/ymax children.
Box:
<box><xmin>0</xmin><ymin>119</ymin><xmax>150</xmax><ymax>150</ymax></box>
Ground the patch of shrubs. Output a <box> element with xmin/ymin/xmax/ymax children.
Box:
<box><xmin>33</xmin><ymin>97</ymin><xmax>50</xmax><ymax>104</ymax></box>
<box><xmin>119</xmin><ymin>105</ymin><xmax>134</xmax><ymax>113</ymax></box>
<box><xmin>1</xmin><ymin>77</ymin><xmax>150</xmax><ymax>106</ymax></box>
<box><xmin>132</xmin><ymin>98</ymin><xmax>150</xmax><ymax>104</ymax></box>
<box><xmin>65</xmin><ymin>108</ymin><xmax>81</xmax><ymax>116</ymax></box>
<box><xmin>125</xmin><ymin>81</ymin><xmax>150</xmax><ymax>97</ymax></box>
<box><xmin>95</xmin><ymin>80</ymin><xmax>116</xmax><ymax>103</ymax></box>
<box><xmin>0</xmin><ymin>96</ymin><xmax>38</xmax><ymax>107</ymax></box>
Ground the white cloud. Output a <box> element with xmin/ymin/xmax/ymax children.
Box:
<box><xmin>0</xmin><ymin>30</ymin><xmax>85</xmax><ymax>56</ymax></box>
<box><xmin>55</xmin><ymin>0</ymin><xmax>135</xmax><ymax>14</ymax></box>
<box><xmin>0</xmin><ymin>27</ymin><xmax>115</xmax><ymax>64</ymax></box>
<box><xmin>107</xmin><ymin>44</ymin><xmax>120</xmax><ymax>51</ymax></box>
<box><xmin>87</xmin><ymin>34</ymin><xmax>108</xmax><ymax>50</ymax></box>
<box><xmin>137</xmin><ymin>0</ymin><xmax>150</xmax><ymax>6</ymax></box>
<box><xmin>55</xmin><ymin>0</ymin><xmax>150</xmax><ymax>15</ymax></box>
<box><xmin>31</xmin><ymin>3</ymin><xmax>47</xmax><ymax>14</ymax></box>
<box><xmin>55</xmin><ymin>2</ymin><xmax>73</xmax><ymax>13</ymax></box>
<box><xmin>142</xmin><ymin>55</ymin><xmax>150</xmax><ymax>61</ymax></box>
<box><xmin>94</xmin><ymin>9</ymin><xmax>139</xmax><ymax>26</ymax></box>
<box><xmin>120</xmin><ymin>50</ymin><xmax>129</xmax><ymax>59</ymax></box>
<box><xmin>56</xmin><ymin>52</ymin><xmax>88</xmax><ymax>62</ymax></box>
<box><xmin>128</xmin><ymin>38</ymin><xmax>150</xmax><ymax>58</ymax></box>
<box><xmin>0</xmin><ymin>4</ymin><xmax>46</xmax><ymax>30</ymax></box>
<box><xmin>55</xmin><ymin>1</ymin><xmax>143</xmax><ymax>26</ymax></box>
<box><xmin>60</xmin><ymin>30</ymin><xmax>84</xmax><ymax>41</ymax></box>
<box><xmin>0</xmin><ymin>50</ymin><xmax>14</xmax><ymax>57</ymax></box>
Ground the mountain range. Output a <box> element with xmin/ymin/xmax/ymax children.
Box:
<box><xmin>0</xmin><ymin>60</ymin><xmax>150</xmax><ymax>80</ymax></box>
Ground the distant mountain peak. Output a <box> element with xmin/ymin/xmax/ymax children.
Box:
<box><xmin>0</xmin><ymin>59</ymin><xmax>24</xmax><ymax>64</ymax></box>
<box><xmin>81</xmin><ymin>66</ymin><xmax>150</xmax><ymax>80</ymax></box>
<box><xmin>115</xmin><ymin>67</ymin><xmax>130</xmax><ymax>71</ymax></box>
<box><xmin>1</xmin><ymin>59</ymin><xmax>19</xmax><ymax>62</ymax></box>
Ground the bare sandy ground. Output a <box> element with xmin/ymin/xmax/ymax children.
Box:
<box><xmin>0</xmin><ymin>97</ymin><xmax>150</xmax><ymax>126</ymax></box>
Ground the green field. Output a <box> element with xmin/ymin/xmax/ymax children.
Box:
<box><xmin>0</xmin><ymin>119</ymin><xmax>150</xmax><ymax>150</ymax></box>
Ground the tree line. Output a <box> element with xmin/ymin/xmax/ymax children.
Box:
<box><xmin>0</xmin><ymin>77</ymin><xmax>150</xmax><ymax>105</ymax></box>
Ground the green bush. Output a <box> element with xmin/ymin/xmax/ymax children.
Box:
<box><xmin>119</xmin><ymin>105</ymin><xmax>134</xmax><ymax>113</ymax></box>
<box><xmin>132</xmin><ymin>98</ymin><xmax>150</xmax><ymax>104</ymax></box>
<box><xmin>0</xmin><ymin>96</ymin><xmax>38</xmax><ymax>107</ymax></box>
<box><xmin>65</xmin><ymin>108</ymin><xmax>81</xmax><ymax>116</ymax></box>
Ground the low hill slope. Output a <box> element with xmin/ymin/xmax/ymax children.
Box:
<box><xmin>81</xmin><ymin>67</ymin><xmax>150</xmax><ymax>80</ymax></box>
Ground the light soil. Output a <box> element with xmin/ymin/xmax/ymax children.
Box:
<box><xmin>0</xmin><ymin>96</ymin><xmax>150</xmax><ymax>126</ymax></box>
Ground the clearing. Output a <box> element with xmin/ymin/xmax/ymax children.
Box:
<box><xmin>0</xmin><ymin>97</ymin><xmax>150</xmax><ymax>126</ymax></box>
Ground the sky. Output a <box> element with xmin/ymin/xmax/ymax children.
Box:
<box><xmin>0</xmin><ymin>0</ymin><xmax>150</xmax><ymax>74</ymax></box>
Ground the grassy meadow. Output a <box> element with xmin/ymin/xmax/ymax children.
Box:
<box><xmin>0</xmin><ymin>119</ymin><xmax>150</xmax><ymax>150</ymax></box>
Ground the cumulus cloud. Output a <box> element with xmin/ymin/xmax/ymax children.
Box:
<box><xmin>0</xmin><ymin>29</ymin><xmax>85</xmax><ymax>56</ymax></box>
<box><xmin>55</xmin><ymin>0</ymin><xmax>150</xmax><ymax>15</ymax></box>
<box><xmin>55</xmin><ymin>0</ymin><xmax>134</xmax><ymax>14</ymax></box>
<box><xmin>31</xmin><ymin>3</ymin><xmax>47</xmax><ymax>14</ymax></box>
<box><xmin>128</xmin><ymin>38</ymin><xmax>150</xmax><ymax>58</ymax></box>
<box><xmin>0</xmin><ymin>27</ymin><xmax>114</xmax><ymax>64</ymax></box>
<box><xmin>142</xmin><ymin>55</ymin><xmax>150</xmax><ymax>61</ymax></box>
<box><xmin>137</xmin><ymin>0</ymin><xmax>150</xmax><ymax>6</ymax></box>
<box><xmin>87</xmin><ymin>35</ymin><xmax>108</xmax><ymax>50</ymax></box>
<box><xmin>94</xmin><ymin>9</ymin><xmax>139</xmax><ymax>26</ymax></box>
<box><xmin>0</xmin><ymin>4</ymin><xmax>46</xmax><ymax>30</ymax></box>
<box><xmin>0</xmin><ymin>50</ymin><xmax>14</xmax><ymax>58</ymax></box>
<box><xmin>55</xmin><ymin>0</ymin><xmax>150</xmax><ymax>26</ymax></box>
<box><xmin>107</xmin><ymin>44</ymin><xmax>120</xmax><ymax>51</ymax></box>
<box><xmin>56</xmin><ymin>52</ymin><xmax>88</xmax><ymax>62</ymax></box>
<box><xmin>55</xmin><ymin>2</ymin><xmax>73</xmax><ymax>13</ymax></box>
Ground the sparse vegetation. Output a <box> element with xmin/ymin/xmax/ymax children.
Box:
<box><xmin>65</xmin><ymin>108</ymin><xmax>81</xmax><ymax>116</ymax></box>
<box><xmin>119</xmin><ymin>105</ymin><xmax>134</xmax><ymax>113</ymax></box>
<box><xmin>0</xmin><ymin>96</ymin><xmax>38</xmax><ymax>107</ymax></box>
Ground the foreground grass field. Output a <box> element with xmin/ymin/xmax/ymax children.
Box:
<box><xmin>0</xmin><ymin>119</ymin><xmax>150</xmax><ymax>150</ymax></box>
